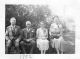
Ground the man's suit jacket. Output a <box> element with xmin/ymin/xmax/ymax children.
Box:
<box><xmin>21</xmin><ymin>27</ymin><xmax>36</xmax><ymax>41</ymax></box>
<box><xmin>5</xmin><ymin>25</ymin><xmax>21</xmax><ymax>41</ymax></box>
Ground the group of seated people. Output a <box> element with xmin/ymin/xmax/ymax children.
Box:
<box><xmin>5</xmin><ymin>16</ymin><xmax>64</xmax><ymax>54</ymax></box>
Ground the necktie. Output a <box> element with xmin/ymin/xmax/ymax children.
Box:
<box><xmin>12</xmin><ymin>26</ymin><xmax>15</xmax><ymax>36</ymax></box>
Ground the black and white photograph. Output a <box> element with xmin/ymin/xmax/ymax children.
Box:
<box><xmin>5</xmin><ymin>4</ymin><xmax>75</xmax><ymax>54</ymax></box>
<box><xmin>1</xmin><ymin>0</ymin><xmax>80</xmax><ymax>59</ymax></box>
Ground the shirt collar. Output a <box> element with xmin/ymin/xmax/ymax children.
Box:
<box><xmin>10</xmin><ymin>25</ymin><xmax>16</xmax><ymax>28</ymax></box>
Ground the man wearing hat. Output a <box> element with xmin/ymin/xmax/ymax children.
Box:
<box><xmin>5</xmin><ymin>17</ymin><xmax>21</xmax><ymax>54</ymax></box>
<box><xmin>20</xmin><ymin>21</ymin><xmax>36</xmax><ymax>54</ymax></box>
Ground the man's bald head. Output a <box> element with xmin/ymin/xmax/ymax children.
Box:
<box><xmin>26</xmin><ymin>21</ymin><xmax>31</xmax><ymax>28</ymax></box>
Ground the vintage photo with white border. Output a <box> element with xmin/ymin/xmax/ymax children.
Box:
<box><xmin>0</xmin><ymin>0</ymin><xmax>80</xmax><ymax>59</ymax></box>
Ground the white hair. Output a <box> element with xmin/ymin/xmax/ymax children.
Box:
<box><xmin>26</xmin><ymin>21</ymin><xmax>31</xmax><ymax>25</ymax></box>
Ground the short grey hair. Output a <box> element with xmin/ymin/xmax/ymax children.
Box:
<box><xmin>26</xmin><ymin>21</ymin><xmax>31</xmax><ymax>25</ymax></box>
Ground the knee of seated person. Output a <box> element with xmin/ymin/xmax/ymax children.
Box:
<box><xmin>20</xmin><ymin>41</ymin><xmax>24</xmax><ymax>45</ymax></box>
<box><xmin>15</xmin><ymin>42</ymin><xmax>19</xmax><ymax>47</ymax></box>
<box><xmin>60</xmin><ymin>36</ymin><xmax>63</xmax><ymax>39</ymax></box>
<box><xmin>6</xmin><ymin>40</ymin><xmax>11</xmax><ymax>47</ymax></box>
<box><xmin>6</xmin><ymin>43</ymin><xmax>11</xmax><ymax>47</ymax></box>
<box><xmin>32</xmin><ymin>40</ymin><xmax>35</xmax><ymax>44</ymax></box>
<box><xmin>7</xmin><ymin>40</ymin><xmax>11</xmax><ymax>43</ymax></box>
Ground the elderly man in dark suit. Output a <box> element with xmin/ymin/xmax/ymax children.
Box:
<box><xmin>20</xmin><ymin>21</ymin><xmax>36</xmax><ymax>54</ymax></box>
<box><xmin>5</xmin><ymin>17</ymin><xmax>21</xmax><ymax>54</ymax></box>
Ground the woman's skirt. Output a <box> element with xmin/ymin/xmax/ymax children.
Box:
<box><xmin>51</xmin><ymin>36</ymin><xmax>64</xmax><ymax>50</ymax></box>
<box><xmin>37</xmin><ymin>38</ymin><xmax>49</xmax><ymax>51</ymax></box>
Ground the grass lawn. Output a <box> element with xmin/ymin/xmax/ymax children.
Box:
<box><xmin>62</xmin><ymin>31</ymin><xmax>75</xmax><ymax>54</ymax></box>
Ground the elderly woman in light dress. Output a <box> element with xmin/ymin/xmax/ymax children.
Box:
<box><xmin>36</xmin><ymin>21</ymin><xmax>49</xmax><ymax>54</ymax></box>
<box><xmin>49</xmin><ymin>16</ymin><xmax>64</xmax><ymax>54</ymax></box>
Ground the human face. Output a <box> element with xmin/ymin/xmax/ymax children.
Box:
<box><xmin>40</xmin><ymin>22</ymin><xmax>45</xmax><ymax>28</ymax></box>
<box><xmin>26</xmin><ymin>24</ymin><xmax>31</xmax><ymax>28</ymax></box>
<box><xmin>54</xmin><ymin>17</ymin><xmax>59</xmax><ymax>24</ymax></box>
<box><xmin>10</xmin><ymin>18</ymin><xmax>16</xmax><ymax>25</ymax></box>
